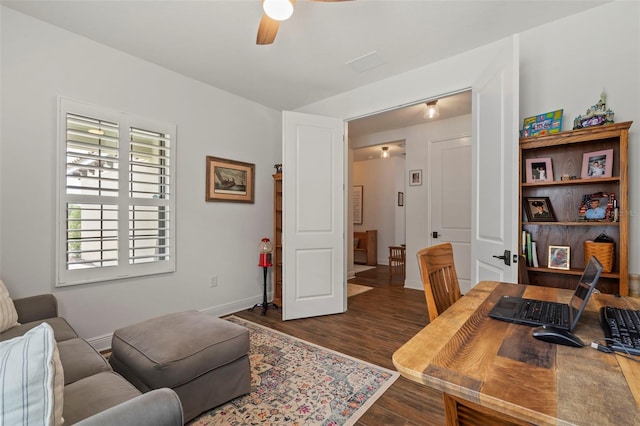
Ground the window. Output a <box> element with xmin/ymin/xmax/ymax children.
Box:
<box><xmin>57</xmin><ymin>98</ymin><xmax>176</xmax><ymax>286</ymax></box>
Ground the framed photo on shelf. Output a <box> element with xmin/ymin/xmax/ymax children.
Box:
<box><xmin>525</xmin><ymin>157</ymin><xmax>553</xmax><ymax>182</ymax></box>
<box><xmin>409</xmin><ymin>169</ymin><xmax>422</xmax><ymax>186</ymax></box>
<box><xmin>523</xmin><ymin>196</ymin><xmax>556</xmax><ymax>222</ymax></box>
<box><xmin>205</xmin><ymin>156</ymin><xmax>255</xmax><ymax>203</ymax></box>
<box><xmin>578</xmin><ymin>192</ymin><xmax>615</xmax><ymax>221</ymax></box>
<box><xmin>581</xmin><ymin>149</ymin><xmax>613</xmax><ymax>178</ymax></box>
<box><xmin>548</xmin><ymin>245</ymin><xmax>570</xmax><ymax>270</ymax></box>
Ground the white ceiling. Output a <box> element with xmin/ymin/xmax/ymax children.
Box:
<box><xmin>350</xmin><ymin>90</ymin><xmax>471</xmax><ymax>161</ymax></box>
<box><xmin>2</xmin><ymin>0</ymin><xmax>609</xmax><ymax>116</ymax></box>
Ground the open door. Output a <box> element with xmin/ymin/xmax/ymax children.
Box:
<box><xmin>282</xmin><ymin>111</ymin><xmax>346</xmax><ymax>320</ymax></box>
<box><xmin>471</xmin><ymin>35</ymin><xmax>519</xmax><ymax>284</ymax></box>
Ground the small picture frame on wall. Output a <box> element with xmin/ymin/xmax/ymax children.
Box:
<box><xmin>205</xmin><ymin>156</ymin><xmax>255</xmax><ymax>203</ymax></box>
<box><xmin>525</xmin><ymin>157</ymin><xmax>553</xmax><ymax>183</ymax></box>
<box><xmin>409</xmin><ymin>169</ymin><xmax>422</xmax><ymax>186</ymax></box>
<box><xmin>548</xmin><ymin>245</ymin><xmax>570</xmax><ymax>270</ymax></box>
<box><xmin>398</xmin><ymin>192</ymin><xmax>404</xmax><ymax>206</ymax></box>
<box><xmin>353</xmin><ymin>185</ymin><xmax>363</xmax><ymax>225</ymax></box>
<box><xmin>581</xmin><ymin>149</ymin><xmax>613</xmax><ymax>178</ymax></box>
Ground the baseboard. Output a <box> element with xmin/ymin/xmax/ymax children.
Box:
<box><xmin>404</xmin><ymin>279</ymin><xmax>423</xmax><ymax>291</ymax></box>
<box><xmin>86</xmin><ymin>295</ymin><xmax>264</xmax><ymax>352</ymax></box>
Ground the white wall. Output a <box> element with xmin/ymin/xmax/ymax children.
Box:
<box><xmin>353</xmin><ymin>156</ymin><xmax>405</xmax><ymax>265</ymax></box>
<box><xmin>0</xmin><ymin>8</ymin><xmax>281</xmax><ymax>347</ymax></box>
<box><xmin>350</xmin><ymin>116</ymin><xmax>471</xmax><ymax>288</ymax></box>
<box><xmin>300</xmin><ymin>1</ymin><xmax>640</xmax><ymax>289</ymax></box>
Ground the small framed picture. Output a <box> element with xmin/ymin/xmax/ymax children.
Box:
<box><xmin>397</xmin><ymin>192</ymin><xmax>404</xmax><ymax>207</ymax></box>
<box><xmin>525</xmin><ymin>157</ymin><xmax>553</xmax><ymax>183</ymax></box>
<box><xmin>353</xmin><ymin>185</ymin><xmax>363</xmax><ymax>225</ymax></box>
<box><xmin>205</xmin><ymin>156</ymin><xmax>255</xmax><ymax>203</ymax></box>
<box><xmin>578</xmin><ymin>192</ymin><xmax>615</xmax><ymax>221</ymax></box>
<box><xmin>409</xmin><ymin>169</ymin><xmax>422</xmax><ymax>186</ymax></box>
<box><xmin>581</xmin><ymin>149</ymin><xmax>613</xmax><ymax>178</ymax></box>
<box><xmin>523</xmin><ymin>196</ymin><xmax>556</xmax><ymax>222</ymax></box>
<box><xmin>548</xmin><ymin>245</ymin><xmax>570</xmax><ymax>270</ymax></box>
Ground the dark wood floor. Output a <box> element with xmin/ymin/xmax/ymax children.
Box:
<box><xmin>232</xmin><ymin>265</ymin><xmax>446</xmax><ymax>426</ymax></box>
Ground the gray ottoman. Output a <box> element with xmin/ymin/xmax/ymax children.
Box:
<box><xmin>109</xmin><ymin>310</ymin><xmax>251</xmax><ymax>421</ymax></box>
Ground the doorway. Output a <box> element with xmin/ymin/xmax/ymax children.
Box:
<box><xmin>348</xmin><ymin>91</ymin><xmax>472</xmax><ymax>286</ymax></box>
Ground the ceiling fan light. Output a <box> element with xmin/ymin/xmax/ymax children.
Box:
<box><xmin>263</xmin><ymin>0</ymin><xmax>294</xmax><ymax>21</ymax></box>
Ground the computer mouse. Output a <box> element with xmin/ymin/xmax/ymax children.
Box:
<box><xmin>532</xmin><ymin>326</ymin><xmax>585</xmax><ymax>347</ymax></box>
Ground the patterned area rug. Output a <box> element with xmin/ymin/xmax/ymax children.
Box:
<box><xmin>353</xmin><ymin>264</ymin><xmax>375</xmax><ymax>274</ymax></box>
<box><xmin>347</xmin><ymin>283</ymin><xmax>373</xmax><ymax>298</ymax></box>
<box><xmin>189</xmin><ymin>316</ymin><xmax>398</xmax><ymax>426</ymax></box>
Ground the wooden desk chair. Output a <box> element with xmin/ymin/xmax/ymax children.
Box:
<box><xmin>388</xmin><ymin>246</ymin><xmax>406</xmax><ymax>279</ymax></box>
<box><xmin>417</xmin><ymin>243</ymin><xmax>462</xmax><ymax>322</ymax></box>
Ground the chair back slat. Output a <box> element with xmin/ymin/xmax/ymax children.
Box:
<box><xmin>417</xmin><ymin>243</ymin><xmax>462</xmax><ymax>322</ymax></box>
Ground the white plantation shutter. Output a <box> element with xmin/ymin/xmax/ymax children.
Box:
<box><xmin>128</xmin><ymin>126</ymin><xmax>172</xmax><ymax>265</ymax></box>
<box><xmin>57</xmin><ymin>98</ymin><xmax>176</xmax><ymax>286</ymax></box>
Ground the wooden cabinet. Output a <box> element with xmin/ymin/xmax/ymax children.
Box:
<box><xmin>354</xmin><ymin>230</ymin><xmax>377</xmax><ymax>266</ymax></box>
<box><xmin>273</xmin><ymin>173</ymin><xmax>282</xmax><ymax>305</ymax></box>
<box><xmin>519</xmin><ymin>122</ymin><xmax>632</xmax><ymax>295</ymax></box>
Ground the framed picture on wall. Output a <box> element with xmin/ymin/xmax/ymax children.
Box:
<box><xmin>205</xmin><ymin>156</ymin><xmax>255</xmax><ymax>203</ymax></box>
<box><xmin>409</xmin><ymin>169</ymin><xmax>422</xmax><ymax>186</ymax></box>
<box><xmin>353</xmin><ymin>185</ymin><xmax>363</xmax><ymax>224</ymax></box>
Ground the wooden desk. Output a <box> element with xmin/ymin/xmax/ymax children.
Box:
<box><xmin>392</xmin><ymin>281</ymin><xmax>640</xmax><ymax>425</ymax></box>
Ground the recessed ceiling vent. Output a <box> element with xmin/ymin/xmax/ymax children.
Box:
<box><xmin>346</xmin><ymin>51</ymin><xmax>385</xmax><ymax>73</ymax></box>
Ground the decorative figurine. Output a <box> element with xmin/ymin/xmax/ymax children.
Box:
<box><xmin>274</xmin><ymin>163</ymin><xmax>282</xmax><ymax>173</ymax></box>
<box><xmin>573</xmin><ymin>91</ymin><xmax>615</xmax><ymax>129</ymax></box>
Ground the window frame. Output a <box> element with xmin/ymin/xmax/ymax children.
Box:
<box><xmin>56</xmin><ymin>97</ymin><xmax>176</xmax><ymax>287</ymax></box>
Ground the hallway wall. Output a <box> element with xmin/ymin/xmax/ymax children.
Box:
<box><xmin>353</xmin><ymin>156</ymin><xmax>405</xmax><ymax>265</ymax></box>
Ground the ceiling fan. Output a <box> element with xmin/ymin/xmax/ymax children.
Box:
<box><xmin>257</xmin><ymin>0</ymin><xmax>352</xmax><ymax>45</ymax></box>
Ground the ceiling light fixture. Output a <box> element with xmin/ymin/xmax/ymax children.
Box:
<box><xmin>263</xmin><ymin>0</ymin><xmax>294</xmax><ymax>21</ymax></box>
<box><xmin>424</xmin><ymin>100</ymin><xmax>440</xmax><ymax>119</ymax></box>
<box><xmin>380</xmin><ymin>146</ymin><xmax>390</xmax><ymax>158</ymax></box>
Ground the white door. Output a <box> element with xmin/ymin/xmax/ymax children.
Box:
<box><xmin>471</xmin><ymin>36</ymin><xmax>519</xmax><ymax>284</ymax></box>
<box><xmin>430</xmin><ymin>136</ymin><xmax>472</xmax><ymax>293</ymax></box>
<box><xmin>282</xmin><ymin>111</ymin><xmax>346</xmax><ymax>320</ymax></box>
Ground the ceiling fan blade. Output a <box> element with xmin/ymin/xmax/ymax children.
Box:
<box><xmin>257</xmin><ymin>13</ymin><xmax>279</xmax><ymax>45</ymax></box>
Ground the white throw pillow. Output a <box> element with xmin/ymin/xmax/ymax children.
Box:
<box><xmin>0</xmin><ymin>323</ymin><xmax>64</xmax><ymax>426</ymax></box>
<box><xmin>0</xmin><ymin>279</ymin><xmax>19</xmax><ymax>333</ymax></box>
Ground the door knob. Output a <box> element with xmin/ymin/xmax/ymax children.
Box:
<box><xmin>432</xmin><ymin>232</ymin><xmax>440</xmax><ymax>238</ymax></box>
<box><xmin>492</xmin><ymin>250</ymin><xmax>511</xmax><ymax>266</ymax></box>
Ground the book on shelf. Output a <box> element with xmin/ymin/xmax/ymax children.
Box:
<box><xmin>531</xmin><ymin>241</ymin><xmax>539</xmax><ymax>267</ymax></box>
<box><xmin>522</xmin><ymin>231</ymin><xmax>539</xmax><ymax>267</ymax></box>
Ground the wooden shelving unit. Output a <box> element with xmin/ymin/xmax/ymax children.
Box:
<box><xmin>519</xmin><ymin>121</ymin><xmax>632</xmax><ymax>295</ymax></box>
<box><xmin>273</xmin><ymin>173</ymin><xmax>282</xmax><ymax>305</ymax></box>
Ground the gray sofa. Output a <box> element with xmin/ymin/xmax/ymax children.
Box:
<box><xmin>0</xmin><ymin>294</ymin><xmax>184</xmax><ymax>425</ymax></box>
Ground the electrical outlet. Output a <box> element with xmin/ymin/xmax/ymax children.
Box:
<box><xmin>210</xmin><ymin>276</ymin><xmax>218</xmax><ymax>288</ymax></box>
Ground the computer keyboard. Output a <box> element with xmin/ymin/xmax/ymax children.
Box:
<box><xmin>517</xmin><ymin>300</ymin><xmax>567</xmax><ymax>326</ymax></box>
<box><xmin>599</xmin><ymin>306</ymin><xmax>640</xmax><ymax>355</ymax></box>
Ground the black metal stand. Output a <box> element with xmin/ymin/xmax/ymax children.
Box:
<box><xmin>249</xmin><ymin>266</ymin><xmax>279</xmax><ymax>315</ymax></box>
